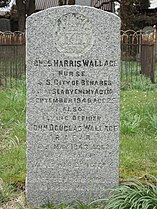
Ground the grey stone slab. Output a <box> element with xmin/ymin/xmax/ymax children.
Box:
<box><xmin>75</xmin><ymin>0</ymin><xmax>92</xmax><ymax>6</ymax></box>
<box><xmin>26</xmin><ymin>5</ymin><xmax>121</xmax><ymax>207</ymax></box>
<box><xmin>0</xmin><ymin>18</ymin><xmax>10</xmax><ymax>31</ymax></box>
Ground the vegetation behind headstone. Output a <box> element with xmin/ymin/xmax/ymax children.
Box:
<box><xmin>119</xmin><ymin>0</ymin><xmax>157</xmax><ymax>30</ymax></box>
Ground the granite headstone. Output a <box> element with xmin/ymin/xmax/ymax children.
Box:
<box><xmin>26</xmin><ymin>5</ymin><xmax>121</xmax><ymax>207</ymax></box>
<box><xmin>75</xmin><ymin>0</ymin><xmax>91</xmax><ymax>6</ymax></box>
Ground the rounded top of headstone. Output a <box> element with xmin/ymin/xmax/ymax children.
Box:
<box><xmin>26</xmin><ymin>5</ymin><xmax>121</xmax><ymax>58</ymax></box>
<box><xmin>27</xmin><ymin>5</ymin><xmax>120</xmax><ymax>22</ymax></box>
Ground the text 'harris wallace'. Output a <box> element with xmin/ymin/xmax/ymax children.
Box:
<box><xmin>33</xmin><ymin>59</ymin><xmax>118</xmax><ymax>68</ymax></box>
<box><xmin>26</xmin><ymin>5</ymin><xmax>121</xmax><ymax>206</ymax></box>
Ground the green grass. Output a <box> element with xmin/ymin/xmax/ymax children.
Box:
<box><xmin>0</xmin><ymin>78</ymin><xmax>157</xmax><ymax>207</ymax></box>
<box><xmin>0</xmin><ymin>82</ymin><xmax>26</xmax><ymax>153</ymax></box>
<box><xmin>120</xmin><ymin>89</ymin><xmax>157</xmax><ymax>178</ymax></box>
<box><xmin>106</xmin><ymin>175</ymin><xmax>157</xmax><ymax>209</ymax></box>
<box><xmin>0</xmin><ymin>82</ymin><xmax>26</xmax><ymax>206</ymax></box>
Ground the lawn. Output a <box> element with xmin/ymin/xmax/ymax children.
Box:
<box><xmin>0</xmin><ymin>77</ymin><xmax>157</xmax><ymax>208</ymax></box>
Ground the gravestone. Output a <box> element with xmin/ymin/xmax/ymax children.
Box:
<box><xmin>0</xmin><ymin>18</ymin><xmax>11</xmax><ymax>31</ymax></box>
<box><xmin>75</xmin><ymin>0</ymin><xmax>91</xmax><ymax>6</ymax></box>
<box><xmin>26</xmin><ymin>5</ymin><xmax>121</xmax><ymax>207</ymax></box>
<box><xmin>143</xmin><ymin>26</ymin><xmax>153</xmax><ymax>35</ymax></box>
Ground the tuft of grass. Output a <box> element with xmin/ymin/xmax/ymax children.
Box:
<box><xmin>105</xmin><ymin>176</ymin><xmax>157</xmax><ymax>209</ymax></box>
<box><xmin>0</xmin><ymin>144</ymin><xmax>26</xmax><ymax>183</ymax></box>
<box><xmin>47</xmin><ymin>200</ymin><xmax>105</xmax><ymax>209</ymax></box>
<box><xmin>120</xmin><ymin>90</ymin><xmax>157</xmax><ymax>135</ymax></box>
<box><xmin>0</xmin><ymin>82</ymin><xmax>26</xmax><ymax>153</ymax></box>
<box><xmin>148</xmin><ymin>114</ymin><xmax>157</xmax><ymax>133</ymax></box>
<box><xmin>121</xmin><ymin>112</ymin><xmax>142</xmax><ymax>134</ymax></box>
<box><xmin>0</xmin><ymin>179</ymin><xmax>18</xmax><ymax>205</ymax></box>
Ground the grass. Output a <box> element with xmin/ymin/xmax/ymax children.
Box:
<box><xmin>105</xmin><ymin>175</ymin><xmax>157</xmax><ymax>209</ymax></box>
<box><xmin>0</xmin><ymin>82</ymin><xmax>26</xmax><ymax>206</ymax></box>
<box><xmin>0</xmin><ymin>76</ymin><xmax>157</xmax><ymax>208</ymax></box>
<box><xmin>120</xmin><ymin>86</ymin><xmax>157</xmax><ymax>179</ymax></box>
<box><xmin>0</xmin><ymin>81</ymin><xmax>26</xmax><ymax>151</ymax></box>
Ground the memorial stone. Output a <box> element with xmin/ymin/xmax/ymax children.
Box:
<box><xmin>26</xmin><ymin>5</ymin><xmax>121</xmax><ymax>207</ymax></box>
<box><xmin>75</xmin><ymin>0</ymin><xmax>91</xmax><ymax>6</ymax></box>
<box><xmin>0</xmin><ymin>18</ymin><xmax>11</xmax><ymax>31</ymax></box>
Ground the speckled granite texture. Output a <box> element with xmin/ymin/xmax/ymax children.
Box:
<box><xmin>26</xmin><ymin>5</ymin><xmax>121</xmax><ymax>207</ymax></box>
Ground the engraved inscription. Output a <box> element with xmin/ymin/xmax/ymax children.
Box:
<box><xmin>55</xmin><ymin>13</ymin><xmax>94</xmax><ymax>56</ymax></box>
<box><xmin>26</xmin><ymin>6</ymin><xmax>121</xmax><ymax>206</ymax></box>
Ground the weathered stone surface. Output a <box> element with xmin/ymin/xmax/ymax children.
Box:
<box><xmin>26</xmin><ymin>5</ymin><xmax>121</xmax><ymax>207</ymax></box>
<box><xmin>75</xmin><ymin>0</ymin><xmax>91</xmax><ymax>6</ymax></box>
